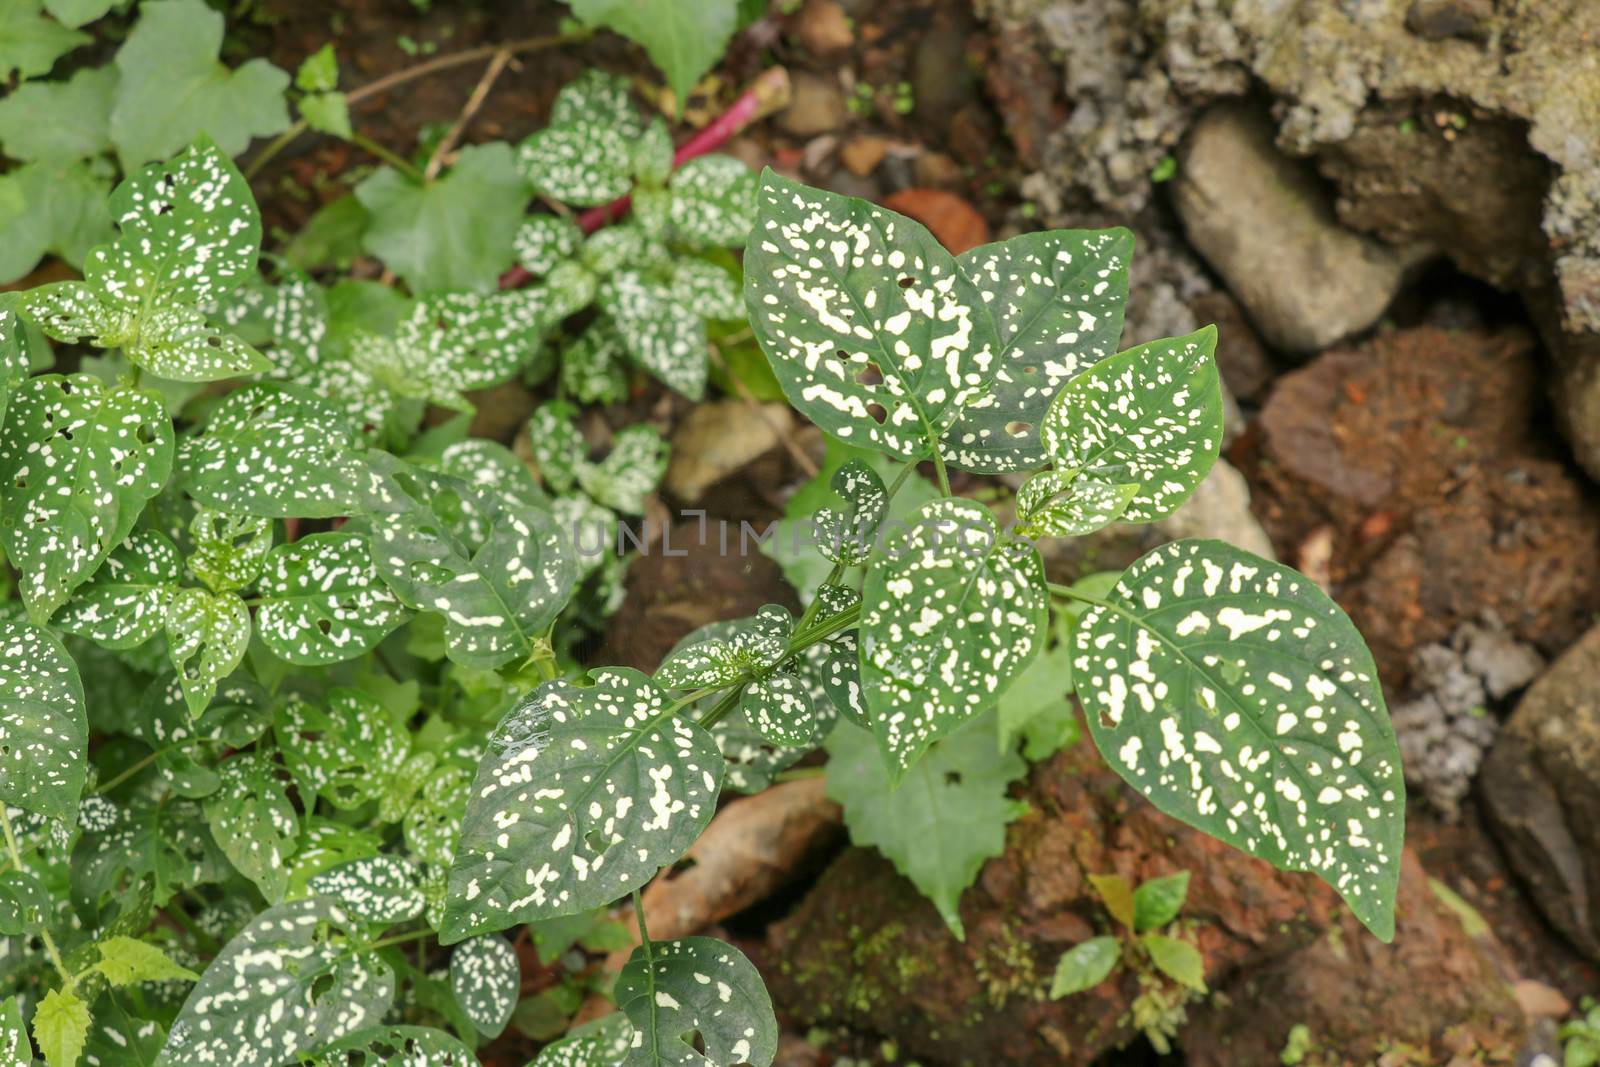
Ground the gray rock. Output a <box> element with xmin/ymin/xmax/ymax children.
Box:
<box><xmin>1480</xmin><ymin>623</ymin><xmax>1600</xmax><ymax>960</ymax></box>
<box><xmin>1172</xmin><ymin>102</ymin><xmax>1415</xmax><ymax>355</ymax></box>
<box><xmin>1154</xmin><ymin>458</ymin><xmax>1274</xmax><ymax>559</ymax></box>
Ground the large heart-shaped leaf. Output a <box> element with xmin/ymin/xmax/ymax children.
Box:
<box><xmin>0</xmin><ymin>612</ymin><xmax>88</xmax><ymax>823</ymax></box>
<box><xmin>202</xmin><ymin>753</ymin><xmax>297</xmax><ymax>902</ymax></box>
<box><xmin>441</xmin><ymin>669</ymin><xmax>723</xmax><ymax>942</ymax></box>
<box><xmin>158</xmin><ymin>898</ymin><xmax>394</xmax><ymax>1066</ymax></box>
<box><xmin>1073</xmin><ymin>539</ymin><xmax>1405</xmax><ymax>940</ymax></box>
<box><xmin>255</xmin><ymin>532</ymin><xmax>410</xmax><ymax>666</ymax></box>
<box><xmin>53</xmin><ymin>529</ymin><xmax>182</xmax><ymax>649</ymax></box>
<box><xmin>613</xmin><ymin>936</ymin><xmax>778</xmax><ymax>1067</ymax></box>
<box><xmin>449</xmin><ymin>934</ymin><xmax>519</xmax><ymax>1038</ymax></box>
<box><xmin>859</xmin><ymin>498</ymin><xmax>1048</xmax><ymax>777</ymax></box>
<box><xmin>0</xmin><ymin>374</ymin><xmax>173</xmax><ymax>623</ymax></box>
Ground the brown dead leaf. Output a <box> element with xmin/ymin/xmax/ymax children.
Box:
<box><xmin>880</xmin><ymin>187</ymin><xmax>990</xmax><ymax>254</ymax></box>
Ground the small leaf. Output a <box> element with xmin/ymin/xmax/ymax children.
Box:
<box><xmin>54</xmin><ymin>529</ymin><xmax>182</xmax><ymax>649</ymax></box>
<box><xmin>449</xmin><ymin>934</ymin><xmax>519</xmax><ymax>1038</ymax></box>
<box><xmin>517</xmin><ymin>72</ymin><xmax>638</xmax><ymax>205</ymax></box>
<box><xmin>1142</xmin><ymin>934</ymin><xmax>1206</xmax><ymax>992</ymax></box>
<box><xmin>442</xmin><ymin>669</ymin><xmax>723</xmax><ymax>941</ymax></box>
<box><xmin>599</xmin><ymin>270</ymin><xmax>707</xmax><ymax>399</ymax></box>
<box><xmin>813</xmin><ymin>459</ymin><xmax>887</xmax><ymax>566</ymax></box>
<box><xmin>1075</xmin><ymin>538</ymin><xmax>1405</xmax><ymax>940</ymax></box>
<box><xmin>0</xmin><ymin>869</ymin><xmax>49</xmax><ymax>934</ymax></box>
<box><xmin>577</xmin><ymin>424</ymin><xmax>668</xmax><ymax>515</ymax></box>
<box><xmin>0</xmin><ymin>618</ymin><xmax>87</xmax><ymax>820</ymax></box>
<box><xmin>189</xmin><ymin>509</ymin><xmax>273</xmax><ymax>593</ymax></box>
<box><xmin>32</xmin><ymin>986</ymin><xmax>90</xmax><ymax>1067</ymax></box>
<box><xmin>306</xmin><ymin>856</ymin><xmax>424</xmax><ymax>925</ymax></box>
<box><xmin>1048</xmin><ymin>936</ymin><xmax>1120</xmax><ymax>998</ymax></box>
<box><xmin>0</xmin><ymin>996</ymin><xmax>26</xmax><ymax>1065</ymax></box>
<box><xmin>299</xmin><ymin>92</ymin><xmax>352</xmax><ymax>140</ymax></box>
<box><xmin>859</xmin><ymin>498</ymin><xmax>1048</xmax><ymax>777</ymax></box>
<box><xmin>1132</xmin><ymin>871</ymin><xmax>1191</xmax><ymax>932</ymax></box>
<box><xmin>514</xmin><ymin>214</ymin><xmax>584</xmax><ymax>276</ymax></box>
<box><xmin>1088</xmin><ymin>873</ymin><xmax>1136</xmax><ymax>931</ymax></box>
<box><xmin>295</xmin><ymin>42</ymin><xmax>339</xmax><ymax>91</ymax></box>
<box><xmin>255</xmin><ymin>532</ymin><xmax>411</xmax><ymax>666</ymax></box>
<box><xmin>740</xmin><ymin>672</ymin><xmax>815</xmax><ymax>747</ymax></box>
<box><xmin>160</xmin><ymin>898</ymin><xmax>395</xmax><ymax>1065</ymax></box>
<box><xmin>667</xmin><ymin>155</ymin><xmax>756</xmax><ymax>249</ymax></box>
<box><xmin>614</xmin><ymin>936</ymin><xmax>778</xmax><ymax>1067</ymax></box>
<box><xmin>1014</xmin><ymin>471</ymin><xmax>1138</xmax><ymax>539</ymax></box>
<box><xmin>165</xmin><ymin>588</ymin><xmax>251</xmax><ymax>716</ymax></box>
<box><xmin>532</xmin><ymin>1014</ymin><xmax>634</xmax><ymax>1067</ymax></box>
<box><xmin>202</xmin><ymin>753</ymin><xmax>297</xmax><ymax>901</ymax></box>
<box><xmin>276</xmin><ymin>689</ymin><xmax>408</xmax><ymax>810</ymax></box>
<box><xmin>668</xmin><ymin>258</ymin><xmax>742</xmax><ymax>320</ymax></box>
<box><xmin>94</xmin><ymin>935</ymin><xmax>200</xmax><ymax>986</ymax></box>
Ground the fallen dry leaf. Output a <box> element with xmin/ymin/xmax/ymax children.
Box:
<box><xmin>880</xmin><ymin>187</ymin><xmax>990</xmax><ymax>253</ymax></box>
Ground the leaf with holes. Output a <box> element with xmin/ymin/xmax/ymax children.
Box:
<box><xmin>1048</xmin><ymin>936</ymin><xmax>1120</xmax><ymax>998</ymax></box>
<box><xmin>441</xmin><ymin>669</ymin><xmax>723</xmax><ymax>942</ymax></box>
<box><xmin>189</xmin><ymin>508</ymin><xmax>272</xmax><ymax>593</ymax></box>
<box><xmin>826</xmin><ymin>713</ymin><xmax>1025</xmax><ymax>938</ymax></box>
<box><xmin>814</xmin><ymin>459</ymin><xmax>887</xmax><ymax>566</ymax></box>
<box><xmin>533</xmin><ymin>1013</ymin><xmax>635</xmax><ymax>1067</ymax></box>
<box><xmin>953</xmin><ymin>228</ymin><xmax>1133</xmax><ymax>471</ymax></box>
<box><xmin>310</xmin><ymin>1026</ymin><xmax>477</xmax><ymax>1066</ymax></box>
<box><xmin>0</xmin><ymin>375</ymin><xmax>172</xmax><ymax>623</ymax></box>
<box><xmin>307</xmin><ymin>856</ymin><xmax>424</xmax><ymax>925</ymax></box>
<box><xmin>0</xmin><ymin>996</ymin><xmax>24</xmax><ymax>1065</ymax></box>
<box><xmin>0</xmin><ymin>869</ymin><xmax>48</xmax><ymax>934</ymax></box>
<box><xmin>54</xmin><ymin>529</ymin><xmax>182</xmax><ymax>649</ymax></box>
<box><xmin>166</xmin><ymin>588</ymin><xmax>250</xmax><ymax>716</ymax></box>
<box><xmin>277</xmin><ymin>689</ymin><xmax>408</xmax><ymax>811</ymax></box>
<box><xmin>668</xmin><ymin>155</ymin><xmax>756</xmax><ymax>249</ymax></box>
<box><xmin>1037</xmin><ymin>327</ymin><xmax>1222</xmax><ymax>523</ymax></box>
<box><xmin>0</xmin><ymin>618</ymin><xmax>87</xmax><ymax>820</ymax></box>
<box><xmin>450</xmin><ymin>934</ymin><xmax>519</xmax><ymax>1038</ymax></box>
<box><xmin>859</xmin><ymin>498</ymin><xmax>1048</xmax><ymax>778</ymax></box>
<box><xmin>178</xmin><ymin>383</ymin><xmax>367</xmax><ymax>518</ymax></box>
<box><xmin>255</xmin><ymin>533</ymin><xmax>410</xmax><ymax>666</ymax></box>
<box><xmin>202</xmin><ymin>753</ymin><xmax>297</xmax><ymax>901</ymax></box>
<box><xmin>600</xmin><ymin>270</ymin><xmax>707</xmax><ymax>400</ymax></box>
<box><xmin>1074</xmin><ymin>538</ymin><xmax>1405</xmax><ymax>940</ymax></box>
<box><xmin>158</xmin><ymin>898</ymin><xmax>394</xmax><ymax>1066</ymax></box>
<box><xmin>614</xmin><ymin>936</ymin><xmax>778</xmax><ymax>1067</ymax></box>
<box><xmin>577</xmin><ymin>424</ymin><xmax>668</xmax><ymax>515</ymax></box>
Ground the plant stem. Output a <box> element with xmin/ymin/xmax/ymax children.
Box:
<box><xmin>632</xmin><ymin>887</ymin><xmax>653</xmax><ymax>953</ymax></box>
<box><xmin>424</xmin><ymin>48</ymin><xmax>512</xmax><ymax>181</ymax></box>
<box><xmin>930</xmin><ymin>446</ymin><xmax>952</xmax><ymax>497</ymax></box>
<box><xmin>697</xmin><ymin>688</ymin><xmax>742</xmax><ymax>729</ymax></box>
<box><xmin>351</xmin><ymin>133</ymin><xmax>425</xmax><ymax>182</ymax></box>
<box><xmin>0</xmin><ymin>806</ymin><xmax>71</xmax><ymax>987</ymax></box>
<box><xmin>369</xmin><ymin>928</ymin><xmax>435</xmax><ymax>952</ymax></box>
<box><xmin>1047</xmin><ymin>581</ymin><xmax>1113</xmax><ymax>608</ymax></box>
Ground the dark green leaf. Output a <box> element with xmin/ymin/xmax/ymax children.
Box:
<box><xmin>0</xmin><ymin>618</ymin><xmax>87</xmax><ymax>820</ymax></box>
<box><xmin>202</xmin><ymin>753</ymin><xmax>297</xmax><ymax>901</ymax></box>
<box><xmin>255</xmin><ymin>533</ymin><xmax>410</xmax><ymax>666</ymax></box>
<box><xmin>54</xmin><ymin>529</ymin><xmax>181</xmax><ymax>649</ymax></box>
<box><xmin>308</xmin><ymin>1026</ymin><xmax>476</xmax><ymax>1066</ymax></box>
<box><xmin>306</xmin><ymin>856</ymin><xmax>424</xmax><ymax>925</ymax></box>
<box><xmin>614</xmin><ymin>936</ymin><xmax>778</xmax><ymax>1067</ymax></box>
<box><xmin>165</xmin><ymin>588</ymin><xmax>250</xmax><ymax>716</ymax></box>
<box><xmin>449</xmin><ymin>934</ymin><xmax>519</xmax><ymax>1038</ymax></box>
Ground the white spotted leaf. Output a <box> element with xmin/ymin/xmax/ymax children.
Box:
<box><xmin>578</xmin><ymin>424</ymin><xmax>669</xmax><ymax>516</ymax></box>
<box><xmin>533</xmin><ymin>1013</ymin><xmax>635</xmax><ymax>1067</ymax></box>
<box><xmin>613</xmin><ymin>936</ymin><xmax>778</xmax><ymax>1067</ymax></box>
<box><xmin>514</xmin><ymin>214</ymin><xmax>584</xmax><ymax>276</ymax></box>
<box><xmin>954</xmin><ymin>228</ymin><xmax>1132</xmax><ymax>471</ymax></box>
<box><xmin>0</xmin><ymin>996</ymin><xmax>25</xmax><ymax>1065</ymax></box>
<box><xmin>440</xmin><ymin>669</ymin><xmax>723</xmax><ymax>942</ymax></box>
<box><xmin>309</xmin><ymin>1026</ymin><xmax>477</xmax><ymax>1066</ymax></box>
<box><xmin>0</xmin><ymin>307</ymin><xmax>31</xmax><ymax>429</ymax></box>
<box><xmin>1014</xmin><ymin>471</ymin><xmax>1138</xmax><ymax>539</ymax></box>
<box><xmin>202</xmin><ymin>753</ymin><xmax>297</xmax><ymax>901</ymax></box>
<box><xmin>54</xmin><ymin>529</ymin><xmax>182</xmax><ymax>649</ymax></box>
<box><xmin>255</xmin><ymin>532</ymin><xmax>410</xmax><ymax>666</ymax></box>
<box><xmin>158</xmin><ymin>898</ymin><xmax>394</xmax><ymax>1066</ymax></box>
<box><xmin>306</xmin><ymin>856</ymin><xmax>424</xmax><ymax>925</ymax></box>
<box><xmin>165</xmin><ymin>588</ymin><xmax>251</xmax><ymax>716</ymax></box>
<box><xmin>739</xmin><ymin>673</ymin><xmax>814</xmax><ymax>747</ymax></box>
<box><xmin>813</xmin><ymin>459</ymin><xmax>887</xmax><ymax>566</ymax></box>
<box><xmin>449</xmin><ymin>934</ymin><xmax>519</xmax><ymax>1038</ymax></box>
<box><xmin>0</xmin><ymin>374</ymin><xmax>173</xmax><ymax>623</ymax></box>
<box><xmin>599</xmin><ymin>270</ymin><xmax>707</xmax><ymax>400</ymax></box>
<box><xmin>276</xmin><ymin>689</ymin><xmax>408</xmax><ymax>811</ymax></box>
<box><xmin>1073</xmin><ymin>539</ymin><xmax>1405</xmax><ymax>940</ymax></box>
<box><xmin>1038</xmin><ymin>327</ymin><xmax>1222</xmax><ymax>523</ymax></box>
<box><xmin>859</xmin><ymin>498</ymin><xmax>1048</xmax><ymax>778</ymax></box>
<box><xmin>0</xmin><ymin>619</ymin><xmax>87</xmax><ymax>821</ymax></box>
<box><xmin>189</xmin><ymin>508</ymin><xmax>272</xmax><ymax>593</ymax></box>
<box><xmin>667</xmin><ymin>155</ymin><xmax>756</xmax><ymax>250</ymax></box>
<box><xmin>517</xmin><ymin>72</ymin><xmax>639</xmax><ymax>206</ymax></box>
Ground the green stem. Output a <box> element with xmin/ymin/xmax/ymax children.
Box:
<box><xmin>696</xmin><ymin>688</ymin><xmax>742</xmax><ymax>730</ymax></box>
<box><xmin>930</xmin><ymin>447</ymin><xmax>952</xmax><ymax>497</ymax></box>
<box><xmin>0</xmin><ymin>806</ymin><xmax>71</xmax><ymax>987</ymax></box>
<box><xmin>1047</xmin><ymin>581</ymin><xmax>1113</xmax><ymax>608</ymax></box>
<box><xmin>369</xmin><ymin>928</ymin><xmax>435</xmax><ymax>952</ymax></box>
<box><xmin>632</xmin><ymin>887</ymin><xmax>652</xmax><ymax>952</ymax></box>
<box><xmin>352</xmin><ymin>133</ymin><xmax>425</xmax><ymax>182</ymax></box>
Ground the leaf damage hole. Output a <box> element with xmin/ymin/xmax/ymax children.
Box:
<box><xmin>866</xmin><ymin>402</ymin><xmax>888</xmax><ymax>425</ymax></box>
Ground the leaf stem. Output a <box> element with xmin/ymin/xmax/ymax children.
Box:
<box><xmin>351</xmin><ymin>134</ymin><xmax>425</xmax><ymax>182</ymax></box>
<box><xmin>369</xmin><ymin>928</ymin><xmax>435</xmax><ymax>952</ymax></box>
<box><xmin>930</xmin><ymin>447</ymin><xmax>952</xmax><ymax>497</ymax></box>
<box><xmin>0</xmin><ymin>806</ymin><xmax>72</xmax><ymax>987</ymax></box>
<box><xmin>1047</xmin><ymin>582</ymin><xmax>1113</xmax><ymax>608</ymax></box>
<box><xmin>696</xmin><ymin>688</ymin><xmax>742</xmax><ymax>730</ymax></box>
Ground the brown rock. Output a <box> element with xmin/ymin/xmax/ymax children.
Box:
<box><xmin>665</xmin><ymin>400</ymin><xmax>793</xmax><ymax>504</ymax></box>
<box><xmin>789</xmin><ymin>0</ymin><xmax>853</xmax><ymax>55</ymax></box>
<box><xmin>878</xmin><ymin>188</ymin><xmax>989</xmax><ymax>254</ymax></box>
<box><xmin>912</xmin><ymin>150</ymin><xmax>963</xmax><ymax>188</ymax></box>
<box><xmin>778</xmin><ymin>72</ymin><xmax>848</xmax><ymax>138</ymax></box>
<box><xmin>1512</xmin><ymin>979</ymin><xmax>1571</xmax><ymax>1019</ymax></box>
<box><xmin>1189</xmin><ymin>290</ymin><xmax>1277</xmax><ymax>401</ymax></box>
<box><xmin>838</xmin><ymin>134</ymin><xmax>887</xmax><ymax>176</ymax></box>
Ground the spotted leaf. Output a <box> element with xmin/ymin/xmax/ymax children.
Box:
<box><xmin>255</xmin><ymin>532</ymin><xmax>410</xmax><ymax>666</ymax></box>
<box><xmin>276</xmin><ymin>689</ymin><xmax>408</xmax><ymax>810</ymax></box>
<box><xmin>1073</xmin><ymin>539</ymin><xmax>1405</xmax><ymax>940</ymax></box>
<box><xmin>158</xmin><ymin>898</ymin><xmax>394</xmax><ymax>1066</ymax></box>
<box><xmin>560</xmin><ymin>319</ymin><xmax>629</xmax><ymax>404</ymax></box>
<box><xmin>0</xmin><ymin>374</ymin><xmax>173</xmax><ymax>623</ymax></box>
<box><xmin>600</xmin><ymin>269</ymin><xmax>707</xmax><ymax>400</ymax></box>
<box><xmin>1038</xmin><ymin>327</ymin><xmax>1222</xmax><ymax>522</ymax></box>
<box><xmin>165</xmin><ymin>588</ymin><xmax>250</xmax><ymax>716</ymax></box>
<box><xmin>0</xmin><ymin>307</ymin><xmax>31</xmax><ymax>430</ymax></box>
<box><xmin>953</xmin><ymin>228</ymin><xmax>1132</xmax><ymax>471</ymax></box>
<box><xmin>1014</xmin><ymin>471</ymin><xmax>1138</xmax><ymax>539</ymax></box>
<box><xmin>577</xmin><ymin>424</ymin><xmax>668</xmax><ymax>515</ymax></box>
<box><xmin>668</xmin><ymin>259</ymin><xmax>742</xmax><ymax>321</ymax></box>
<box><xmin>449</xmin><ymin>934</ymin><xmax>519</xmax><ymax>1038</ymax></box>
<box><xmin>614</xmin><ymin>936</ymin><xmax>778</xmax><ymax>1067</ymax></box>
<box><xmin>54</xmin><ymin>529</ymin><xmax>182</xmax><ymax>649</ymax></box>
<box><xmin>0</xmin><ymin>619</ymin><xmax>87</xmax><ymax>820</ymax></box>
<box><xmin>859</xmin><ymin>498</ymin><xmax>1048</xmax><ymax>778</ymax></box>
<box><xmin>527</xmin><ymin>400</ymin><xmax>585</xmax><ymax>494</ymax></box>
<box><xmin>517</xmin><ymin>73</ymin><xmax>639</xmax><ymax>205</ymax></box>
<box><xmin>740</xmin><ymin>673</ymin><xmax>814</xmax><ymax>747</ymax></box>
<box><xmin>309</xmin><ymin>1026</ymin><xmax>477</xmax><ymax>1066</ymax></box>
<box><xmin>0</xmin><ymin>996</ymin><xmax>24</xmax><ymax>1065</ymax></box>
<box><xmin>533</xmin><ymin>1014</ymin><xmax>635</xmax><ymax>1067</ymax></box>
<box><xmin>438</xmin><ymin>438</ymin><xmax>549</xmax><ymax>510</ymax></box>
<box><xmin>306</xmin><ymin>856</ymin><xmax>424</xmax><ymax>925</ymax></box>
<box><xmin>668</xmin><ymin>155</ymin><xmax>756</xmax><ymax>249</ymax></box>
<box><xmin>813</xmin><ymin>459</ymin><xmax>887</xmax><ymax>566</ymax></box>
<box><xmin>202</xmin><ymin>753</ymin><xmax>297</xmax><ymax>901</ymax></box>
<box><xmin>189</xmin><ymin>508</ymin><xmax>272</xmax><ymax>593</ymax></box>
<box><xmin>440</xmin><ymin>669</ymin><xmax>723</xmax><ymax>942</ymax></box>
<box><xmin>514</xmin><ymin>214</ymin><xmax>584</xmax><ymax>276</ymax></box>
<box><xmin>178</xmin><ymin>383</ymin><xmax>366</xmax><ymax>518</ymax></box>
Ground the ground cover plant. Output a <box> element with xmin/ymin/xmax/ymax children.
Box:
<box><xmin>0</xmin><ymin>11</ymin><xmax>1407</xmax><ymax>1065</ymax></box>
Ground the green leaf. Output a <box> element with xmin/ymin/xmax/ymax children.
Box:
<box><xmin>996</xmin><ymin>611</ymin><xmax>1079</xmax><ymax>761</ymax></box>
<box><xmin>0</xmin><ymin>617</ymin><xmax>88</xmax><ymax>821</ymax></box>
<box><xmin>0</xmin><ymin>375</ymin><xmax>172</xmax><ymax>622</ymax></box>
<box><xmin>570</xmin><ymin>0</ymin><xmax>739</xmax><ymax>109</ymax></box>
<box><xmin>515</xmin><ymin>214</ymin><xmax>584</xmax><ymax>276</ymax></box>
<box><xmin>560</xmin><ymin>319</ymin><xmax>630</xmax><ymax>405</ymax></box>
<box><xmin>0</xmin><ymin>996</ymin><xmax>26</xmax><ymax>1065</ymax></box>
<box><xmin>32</xmin><ymin>986</ymin><xmax>90</xmax><ymax>1067</ymax></box>
<box><xmin>356</xmin><ymin>143</ymin><xmax>528</xmax><ymax>293</ymax></box>
<box><xmin>441</xmin><ymin>669</ymin><xmax>724</xmax><ymax>941</ymax></box>
<box><xmin>202</xmin><ymin>753</ymin><xmax>297</xmax><ymax>901</ymax></box>
<box><xmin>54</xmin><ymin>529</ymin><xmax>182</xmax><ymax>649</ymax></box>
<box><xmin>284</xmin><ymin>195</ymin><xmax>371</xmax><ymax>273</ymax></box>
<box><xmin>813</xmin><ymin>459</ymin><xmax>886</xmax><ymax>566</ymax></box>
<box><xmin>0</xmin><ymin>869</ymin><xmax>49</xmax><ymax>934</ymax></box>
<box><xmin>449</xmin><ymin>934</ymin><xmax>519</xmax><ymax>1038</ymax></box>
<box><xmin>825</xmin><ymin>713</ymin><xmax>1025</xmax><ymax>938</ymax></box>
<box><xmin>1142</xmin><ymin>933</ymin><xmax>1206</xmax><ymax>991</ymax></box>
<box><xmin>308</xmin><ymin>1026</ymin><xmax>477</xmax><ymax>1066</ymax></box>
<box><xmin>859</xmin><ymin>498</ymin><xmax>1048</xmax><ymax>777</ymax></box>
<box><xmin>1075</xmin><ymin>538</ymin><xmax>1405</xmax><ymax>940</ymax></box>
<box><xmin>94</xmin><ymin>935</ymin><xmax>200</xmax><ymax>986</ymax></box>
<box><xmin>160</xmin><ymin>898</ymin><xmax>395</xmax><ymax>1065</ymax></box>
<box><xmin>1088</xmin><ymin>873</ymin><xmax>1135</xmax><ymax>931</ymax></box>
<box><xmin>306</xmin><ymin>856</ymin><xmax>424</xmax><ymax>925</ymax></box>
<box><xmin>43</xmin><ymin>0</ymin><xmax>119</xmax><ymax>27</ymax></box>
<box><xmin>516</xmin><ymin>72</ymin><xmax>638</xmax><ymax>205</ymax></box>
<box><xmin>668</xmin><ymin>258</ymin><xmax>742</xmax><ymax>320</ymax></box>
<box><xmin>632</xmin><ymin>119</ymin><xmax>674</xmax><ymax>185</ymax></box>
<box><xmin>0</xmin><ymin>306</ymin><xmax>31</xmax><ymax>428</ymax></box>
<box><xmin>1132</xmin><ymin>871</ymin><xmax>1190</xmax><ymax>932</ymax></box>
<box><xmin>0</xmin><ymin>159</ymin><xmax>114</xmax><ymax>284</ymax></box>
<box><xmin>72</xmin><ymin>796</ymin><xmax>230</xmax><ymax>907</ymax></box>
<box><xmin>277</xmin><ymin>689</ymin><xmax>407</xmax><ymax>810</ymax></box>
<box><xmin>527</xmin><ymin>400</ymin><xmax>585</xmax><ymax>494</ymax></box>
<box><xmin>189</xmin><ymin>508</ymin><xmax>273</xmax><ymax>593</ymax></box>
<box><xmin>299</xmin><ymin>92</ymin><xmax>352</xmax><ymax>140</ymax></box>
<box><xmin>1048</xmin><ymin>936</ymin><xmax>1120</xmax><ymax>998</ymax></box>
<box><xmin>110</xmin><ymin>0</ymin><xmax>290</xmax><ymax>168</ymax></box>
<box><xmin>533</xmin><ymin>1014</ymin><xmax>634</xmax><ymax>1067</ymax></box>
<box><xmin>614</xmin><ymin>936</ymin><xmax>778</xmax><ymax>1067</ymax></box>
<box><xmin>1036</xmin><ymin>327</ymin><xmax>1222</xmax><ymax>523</ymax></box>
<box><xmin>599</xmin><ymin>270</ymin><xmax>707</xmax><ymax>399</ymax></box>
<box><xmin>740</xmin><ymin>671</ymin><xmax>815</xmax><ymax>747</ymax></box>
<box><xmin>0</xmin><ymin>64</ymin><xmax>115</xmax><ymax>161</ymax></box>
<box><xmin>0</xmin><ymin>0</ymin><xmax>89</xmax><ymax>81</ymax></box>
<box><xmin>955</xmin><ymin>228</ymin><xmax>1132</xmax><ymax>471</ymax></box>
<box><xmin>439</xmin><ymin>438</ymin><xmax>549</xmax><ymax>511</ymax></box>
<box><xmin>295</xmin><ymin>43</ymin><xmax>339</xmax><ymax>92</ymax></box>
<box><xmin>577</xmin><ymin>424</ymin><xmax>668</xmax><ymax>515</ymax></box>
<box><xmin>667</xmin><ymin>155</ymin><xmax>756</xmax><ymax>249</ymax></box>
<box><xmin>1014</xmin><ymin>472</ymin><xmax>1138</xmax><ymax>539</ymax></box>
<box><xmin>165</xmin><ymin>588</ymin><xmax>251</xmax><ymax>716</ymax></box>
<box><xmin>256</xmin><ymin>532</ymin><xmax>411</xmax><ymax>666</ymax></box>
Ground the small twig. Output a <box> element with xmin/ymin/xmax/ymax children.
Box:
<box><xmin>425</xmin><ymin>49</ymin><xmax>512</xmax><ymax>181</ymax></box>
<box><xmin>708</xmin><ymin>341</ymin><xmax>817</xmax><ymax>478</ymax></box>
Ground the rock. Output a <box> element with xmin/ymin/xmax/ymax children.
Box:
<box><xmin>790</xmin><ymin>0</ymin><xmax>853</xmax><ymax>54</ymax></box>
<box><xmin>878</xmin><ymin>188</ymin><xmax>989</xmax><ymax>254</ymax></box>
<box><xmin>665</xmin><ymin>400</ymin><xmax>793</xmax><ymax>504</ymax></box>
<box><xmin>1481</xmin><ymin>623</ymin><xmax>1600</xmax><ymax>961</ymax></box>
<box><xmin>779</xmin><ymin>72</ymin><xmax>848</xmax><ymax>138</ymax></box>
<box><xmin>912</xmin><ymin>150</ymin><xmax>963</xmax><ymax>188</ymax></box>
<box><xmin>1513</xmin><ymin>979</ymin><xmax>1571</xmax><ymax>1020</ymax></box>
<box><xmin>838</xmin><ymin>135</ymin><xmax>887</xmax><ymax>177</ymax></box>
<box><xmin>1242</xmin><ymin>325</ymin><xmax>1600</xmax><ymax>689</ymax></box>
<box><xmin>1406</xmin><ymin>0</ymin><xmax>1494</xmax><ymax>41</ymax></box>
<box><xmin>1153</xmin><ymin>458</ymin><xmax>1275</xmax><ymax>560</ymax></box>
<box><xmin>1189</xmin><ymin>291</ymin><xmax>1277</xmax><ymax>402</ymax></box>
<box><xmin>1173</xmin><ymin>102</ymin><xmax>1418</xmax><ymax>355</ymax></box>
